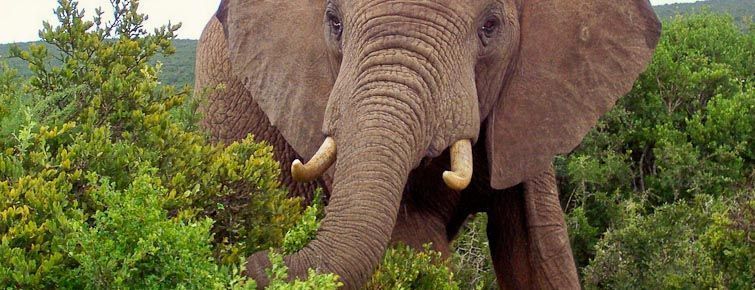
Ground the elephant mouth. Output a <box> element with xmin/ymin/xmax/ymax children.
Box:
<box><xmin>292</xmin><ymin>136</ymin><xmax>474</xmax><ymax>191</ymax></box>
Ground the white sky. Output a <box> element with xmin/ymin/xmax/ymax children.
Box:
<box><xmin>0</xmin><ymin>0</ymin><xmax>701</xmax><ymax>44</ymax></box>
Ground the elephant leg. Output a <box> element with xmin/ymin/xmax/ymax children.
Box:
<box><xmin>522</xmin><ymin>166</ymin><xmax>580</xmax><ymax>289</ymax></box>
<box><xmin>486</xmin><ymin>166</ymin><xmax>579</xmax><ymax>290</ymax></box>
<box><xmin>391</xmin><ymin>204</ymin><xmax>451</xmax><ymax>255</ymax></box>
<box><xmin>487</xmin><ymin>185</ymin><xmax>534</xmax><ymax>290</ymax></box>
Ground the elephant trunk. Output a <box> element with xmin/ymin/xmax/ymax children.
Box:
<box><xmin>248</xmin><ymin>91</ymin><xmax>422</xmax><ymax>289</ymax></box>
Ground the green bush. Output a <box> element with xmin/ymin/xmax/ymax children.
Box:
<box><xmin>264</xmin><ymin>251</ymin><xmax>342</xmax><ymax>290</ymax></box>
<box><xmin>451</xmin><ymin>214</ymin><xmax>496</xmax><ymax>290</ymax></box>
<box><xmin>0</xmin><ymin>0</ymin><xmax>329</xmax><ymax>288</ymax></box>
<box><xmin>584</xmin><ymin>192</ymin><xmax>754</xmax><ymax>289</ymax></box>
<box><xmin>557</xmin><ymin>11</ymin><xmax>754</xmax><ymax>286</ymax></box>
<box><xmin>0</xmin><ymin>124</ymin><xmax>261</xmax><ymax>288</ymax></box>
<box><xmin>366</xmin><ymin>244</ymin><xmax>459</xmax><ymax>290</ymax></box>
<box><xmin>281</xmin><ymin>190</ymin><xmax>324</xmax><ymax>255</ymax></box>
<box><xmin>65</xmin><ymin>171</ymin><xmax>235</xmax><ymax>289</ymax></box>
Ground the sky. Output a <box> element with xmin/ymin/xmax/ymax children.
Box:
<box><xmin>0</xmin><ymin>0</ymin><xmax>701</xmax><ymax>44</ymax></box>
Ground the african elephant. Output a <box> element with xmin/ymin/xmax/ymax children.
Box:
<box><xmin>194</xmin><ymin>0</ymin><xmax>660</xmax><ymax>288</ymax></box>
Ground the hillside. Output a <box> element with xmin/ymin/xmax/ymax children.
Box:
<box><xmin>2</xmin><ymin>0</ymin><xmax>752</xmax><ymax>88</ymax></box>
<box><xmin>1</xmin><ymin>39</ymin><xmax>197</xmax><ymax>88</ymax></box>
<box><xmin>654</xmin><ymin>0</ymin><xmax>753</xmax><ymax>25</ymax></box>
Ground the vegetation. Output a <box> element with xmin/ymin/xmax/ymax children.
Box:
<box><xmin>0</xmin><ymin>40</ymin><xmax>196</xmax><ymax>88</ymax></box>
<box><xmin>451</xmin><ymin>215</ymin><xmax>496</xmax><ymax>290</ymax></box>
<box><xmin>583</xmin><ymin>194</ymin><xmax>754</xmax><ymax>289</ymax></box>
<box><xmin>557</xmin><ymin>10</ymin><xmax>754</xmax><ymax>289</ymax></box>
<box><xmin>0</xmin><ymin>1</ymin><xmax>329</xmax><ymax>288</ymax></box>
<box><xmin>654</xmin><ymin>0</ymin><xmax>754</xmax><ymax>29</ymax></box>
<box><xmin>1</xmin><ymin>0</ymin><xmax>752</xmax><ymax>289</ymax></box>
<box><xmin>366</xmin><ymin>244</ymin><xmax>459</xmax><ymax>290</ymax></box>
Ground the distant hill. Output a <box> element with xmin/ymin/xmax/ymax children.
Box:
<box><xmin>654</xmin><ymin>0</ymin><xmax>754</xmax><ymax>26</ymax></box>
<box><xmin>153</xmin><ymin>39</ymin><xmax>197</xmax><ymax>88</ymax></box>
<box><xmin>0</xmin><ymin>39</ymin><xmax>197</xmax><ymax>88</ymax></box>
<box><xmin>2</xmin><ymin>0</ymin><xmax>752</xmax><ymax>88</ymax></box>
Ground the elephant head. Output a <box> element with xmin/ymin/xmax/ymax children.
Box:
<box><xmin>222</xmin><ymin>0</ymin><xmax>660</xmax><ymax>288</ymax></box>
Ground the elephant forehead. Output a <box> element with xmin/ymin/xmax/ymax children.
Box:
<box><xmin>342</xmin><ymin>0</ymin><xmax>517</xmax><ymax>39</ymax></box>
<box><xmin>345</xmin><ymin>0</ymin><xmax>477</xmax><ymax>21</ymax></box>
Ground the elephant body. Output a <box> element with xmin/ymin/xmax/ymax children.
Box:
<box><xmin>197</xmin><ymin>14</ymin><xmax>576</xmax><ymax>288</ymax></box>
<box><xmin>195</xmin><ymin>0</ymin><xmax>660</xmax><ymax>289</ymax></box>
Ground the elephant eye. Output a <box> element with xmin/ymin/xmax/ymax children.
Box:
<box><xmin>479</xmin><ymin>16</ymin><xmax>500</xmax><ymax>44</ymax></box>
<box><xmin>327</xmin><ymin>12</ymin><xmax>343</xmax><ymax>39</ymax></box>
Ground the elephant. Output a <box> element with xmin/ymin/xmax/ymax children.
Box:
<box><xmin>194</xmin><ymin>0</ymin><xmax>661</xmax><ymax>288</ymax></box>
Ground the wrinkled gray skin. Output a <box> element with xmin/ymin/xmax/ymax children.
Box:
<box><xmin>195</xmin><ymin>0</ymin><xmax>661</xmax><ymax>288</ymax></box>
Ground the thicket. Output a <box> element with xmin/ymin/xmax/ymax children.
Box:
<box><xmin>0</xmin><ymin>1</ymin><xmax>311</xmax><ymax>288</ymax></box>
<box><xmin>556</xmin><ymin>11</ymin><xmax>754</xmax><ymax>289</ymax></box>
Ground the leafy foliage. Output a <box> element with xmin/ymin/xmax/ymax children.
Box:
<box><xmin>366</xmin><ymin>244</ymin><xmax>459</xmax><ymax>290</ymax></box>
<box><xmin>65</xmin><ymin>172</ymin><xmax>232</xmax><ymax>289</ymax></box>
<box><xmin>558</xmin><ymin>11</ymin><xmax>754</xmax><ymax>288</ymax></box>
<box><xmin>0</xmin><ymin>0</ymin><xmax>321</xmax><ymax>288</ymax></box>
<box><xmin>281</xmin><ymin>190</ymin><xmax>324</xmax><ymax>255</ymax></box>
<box><xmin>584</xmin><ymin>193</ymin><xmax>754</xmax><ymax>289</ymax></box>
<box><xmin>451</xmin><ymin>214</ymin><xmax>496</xmax><ymax>290</ymax></box>
<box><xmin>0</xmin><ymin>40</ymin><xmax>196</xmax><ymax>88</ymax></box>
<box><xmin>264</xmin><ymin>251</ymin><xmax>342</xmax><ymax>290</ymax></box>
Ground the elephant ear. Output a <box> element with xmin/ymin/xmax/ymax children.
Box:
<box><xmin>486</xmin><ymin>0</ymin><xmax>660</xmax><ymax>189</ymax></box>
<box><xmin>223</xmin><ymin>0</ymin><xmax>333</xmax><ymax>158</ymax></box>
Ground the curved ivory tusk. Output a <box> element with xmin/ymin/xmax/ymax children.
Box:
<box><xmin>291</xmin><ymin>137</ymin><xmax>337</xmax><ymax>182</ymax></box>
<box><xmin>443</xmin><ymin>139</ymin><xmax>473</xmax><ymax>191</ymax></box>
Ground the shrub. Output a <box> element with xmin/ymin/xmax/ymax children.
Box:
<box><xmin>281</xmin><ymin>190</ymin><xmax>324</xmax><ymax>255</ymax></box>
<box><xmin>264</xmin><ymin>251</ymin><xmax>342</xmax><ymax>290</ymax></box>
<box><xmin>65</xmin><ymin>171</ymin><xmax>235</xmax><ymax>289</ymax></box>
<box><xmin>366</xmin><ymin>244</ymin><xmax>459</xmax><ymax>290</ymax></box>
<box><xmin>584</xmin><ymin>192</ymin><xmax>754</xmax><ymax>289</ymax></box>
<box><xmin>451</xmin><ymin>214</ymin><xmax>496</xmax><ymax>290</ymax></box>
<box><xmin>559</xmin><ymin>11</ymin><xmax>754</xmax><ymax>278</ymax></box>
<box><xmin>0</xmin><ymin>0</ymin><xmax>307</xmax><ymax>288</ymax></box>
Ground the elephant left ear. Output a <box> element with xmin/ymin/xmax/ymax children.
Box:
<box><xmin>486</xmin><ymin>0</ymin><xmax>661</xmax><ymax>189</ymax></box>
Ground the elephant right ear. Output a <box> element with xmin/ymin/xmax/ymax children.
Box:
<box><xmin>223</xmin><ymin>0</ymin><xmax>334</xmax><ymax>159</ymax></box>
<box><xmin>486</xmin><ymin>0</ymin><xmax>661</xmax><ymax>189</ymax></box>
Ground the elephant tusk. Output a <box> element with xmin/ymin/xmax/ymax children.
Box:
<box><xmin>443</xmin><ymin>139</ymin><xmax>473</xmax><ymax>191</ymax></box>
<box><xmin>291</xmin><ymin>137</ymin><xmax>337</xmax><ymax>182</ymax></box>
